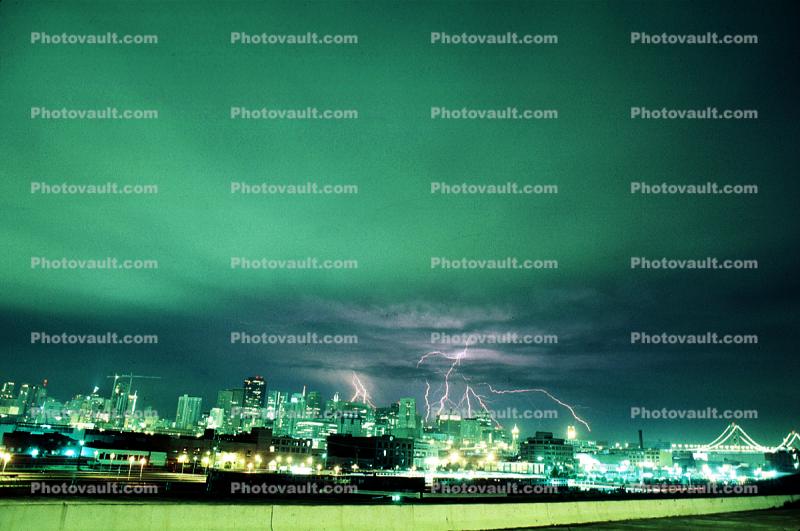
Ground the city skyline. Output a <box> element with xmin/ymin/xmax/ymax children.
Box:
<box><xmin>2</xmin><ymin>0</ymin><xmax>798</xmax><ymax>448</ymax></box>
<box><xmin>2</xmin><ymin>368</ymin><xmax>796</xmax><ymax>448</ymax></box>
<box><xmin>1</xmin><ymin>0</ymin><xmax>798</xmax><ymax>527</ymax></box>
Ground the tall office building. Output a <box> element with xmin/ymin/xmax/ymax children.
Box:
<box><xmin>305</xmin><ymin>390</ymin><xmax>322</xmax><ymax>418</ymax></box>
<box><xmin>283</xmin><ymin>391</ymin><xmax>306</xmax><ymax>436</ymax></box>
<box><xmin>110</xmin><ymin>379</ymin><xmax>131</xmax><ymax>427</ymax></box>
<box><xmin>327</xmin><ymin>399</ymin><xmax>373</xmax><ymax>437</ymax></box>
<box><xmin>16</xmin><ymin>384</ymin><xmax>31</xmax><ymax>416</ymax></box>
<box><xmin>216</xmin><ymin>389</ymin><xmax>235</xmax><ymax>413</ymax></box>
<box><xmin>243</xmin><ymin>376</ymin><xmax>266</xmax><ymax>408</ymax></box>
<box><xmin>437</xmin><ymin>412</ymin><xmax>462</xmax><ymax>439</ymax></box>
<box><xmin>394</xmin><ymin>398</ymin><xmax>420</xmax><ymax>438</ymax></box>
<box><xmin>39</xmin><ymin>379</ymin><xmax>49</xmax><ymax>401</ymax></box>
<box><xmin>266</xmin><ymin>389</ymin><xmax>288</xmax><ymax>433</ymax></box>
<box><xmin>216</xmin><ymin>388</ymin><xmax>244</xmax><ymax>433</ymax></box>
<box><xmin>175</xmin><ymin>394</ymin><xmax>203</xmax><ymax>430</ymax></box>
<box><xmin>241</xmin><ymin>376</ymin><xmax>266</xmax><ymax>431</ymax></box>
<box><xmin>19</xmin><ymin>382</ymin><xmax>46</xmax><ymax>420</ymax></box>
<box><xmin>374</xmin><ymin>403</ymin><xmax>398</xmax><ymax>436</ymax></box>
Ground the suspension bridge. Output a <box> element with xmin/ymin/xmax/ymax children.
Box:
<box><xmin>671</xmin><ymin>423</ymin><xmax>800</xmax><ymax>453</ymax></box>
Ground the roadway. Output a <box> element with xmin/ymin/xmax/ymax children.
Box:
<box><xmin>537</xmin><ymin>506</ymin><xmax>800</xmax><ymax>529</ymax></box>
<box><xmin>0</xmin><ymin>470</ymin><xmax>207</xmax><ymax>486</ymax></box>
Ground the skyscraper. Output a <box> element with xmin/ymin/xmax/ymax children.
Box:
<box><xmin>110</xmin><ymin>379</ymin><xmax>131</xmax><ymax>427</ymax></box>
<box><xmin>305</xmin><ymin>390</ymin><xmax>322</xmax><ymax>417</ymax></box>
<box><xmin>241</xmin><ymin>376</ymin><xmax>266</xmax><ymax>431</ymax></box>
<box><xmin>175</xmin><ymin>394</ymin><xmax>203</xmax><ymax>430</ymax></box>
<box><xmin>243</xmin><ymin>376</ymin><xmax>266</xmax><ymax>409</ymax></box>
<box><xmin>216</xmin><ymin>388</ymin><xmax>244</xmax><ymax>434</ymax></box>
<box><xmin>395</xmin><ymin>398</ymin><xmax>420</xmax><ymax>438</ymax></box>
<box><xmin>16</xmin><ymin>384</ymin><xmax>31</xmax><ymax>416</ymax></box>
<box><xmin>266</xmin><ymin>389</ymin><xmax>288</xmax><ymax>433</ymax></box>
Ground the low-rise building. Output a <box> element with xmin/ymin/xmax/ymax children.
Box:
<box><xmin>327</xmin><ymin>434</ymin><xmax>414</xmax><ymax>470</ymax></box>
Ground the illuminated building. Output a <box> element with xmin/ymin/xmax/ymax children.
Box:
<box><xmin>283</xmin><ymin>391</ymin><xmax>306</xmax><ymax>435</ymax></box>
<box><xmin>393</xmin><ymin>398</ymin><xmax>420</xmax><ymax>439</ymax></box>
<box><xmin>567</xmin><ymin>425</ymin><xmax>577</xmax><ymax>440</ymax></box>
<box><xmin>292</xmin><ymin>420</ymin><xmax>337</xmax><ymax>449</ymax></box>
<box><xmin>207</xmin><ymin>408</ymin><xmax>225</xmax><ymax>430</ymax></box>
<box><xmin>437</xmin><ymin>413</ymin><xmax>462</xmax><ymax>439</ymax></box>
<box><xmin>266</xmin><ymin>390</ymin><xmax>288</xmax><ymax>433</ymax></box>
<box><xmin>519</xmin><ymin>431</ymin><xmax>575</xmax><ymax>475</ymax></box>
<box><xmin>326</xmin><ymin>398</ymin><xmax>374</xmax><ymax>437</ymax></box>
<box><xmin>242</xmin><ymin>376</ymin><xmax>266</xmax><ymax>409</ymax></box>
<box><xmin>305</xmin><ymin>391</ymin><xmax>322</xmax><ymax>417</ymax></box>
<box><xmin>0</xmin><ymin>382</ymin><xmax>16</xmax><ymax>400</ymax></box>
<box><xmin>327</xmin><ymin>434</ymin><xmax>414</xmax><ymax>470</ymax></box>
<box><xmin>241</xmin><ymin>376</ymin><xmax>266</xmax><ymax>431</ymax></box>
<box><xmin>373</xmin><ymin>403</ymin><xmax>398</xmax><ymax>435</ymax></box>
<box><xmin>216</xmin><ymin>388</ymin><xmax>244</xmax><ymax>434</ymax></box>
<box><xmin>109</xmin><ymin>379</ymin><xmax>130</xmax><ymax>427</ymax></box>
<box><xmin>175</xmin><ymin>395</ymin><xmax>202</xmax><ymax>431</ymax></box>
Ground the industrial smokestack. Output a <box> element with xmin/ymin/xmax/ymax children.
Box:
<box><xmin>638</xmin><ymin>429</ymin><xmax>644</xmax><ymax>449</ymax></box>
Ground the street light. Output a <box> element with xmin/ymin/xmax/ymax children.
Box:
<box><xmin>178</xmin><ymin>454</ymin><xmax>188</xmax><ymax>474</ymax></box>
<box><xmin>127</xmin><ymin>456</ymin><xmax>136</xmax><ymax>479</ymax></box>
<box><xmin>1</xmin><ymin>452</ymin><xmax>11</xmax><ymax>473</ymax></box>
<box><xmin>254</xmin><ymin>454</ymin><xmax>262</xmax><ymax>471</ymax></box>
<box><xmin>201</xmin><ymin>456</ymin><xmax>210</xmax><ymax>474</ymax></box>
<box><xmin>139</xmin><ymin>457</ymin><xmax>146</xmax><ymax>479</ymax></box>
<box><xmin>109</xmin><ymin>453</ymin><xmax>116</xmax><ymax>473</ymax></box>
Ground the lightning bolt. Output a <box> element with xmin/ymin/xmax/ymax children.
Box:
<box><xmin>416</xmin><ymin>350</ymin><xmax>460</xmax><ymax>367</ymax></box>
<box><xmin>350</xmin><ymin>372</ymin><xmax>376</xmax><ymax>407</ymax></box>
<box><xmin>434</xmin><ymin>342</ymin><xmax>469</xmax><ymax>416</ymax></box>
<box><xmin>416</xmin><ymin>340</ymin><xmax>590</xmax><ymax>432</ymax></box>
<box><xmin>419</xmin><ymin>343</ymin><xmax>494</xmax><ymax>422</ymax></box>
<box><xmin>458</xmin><ymin>384</ymin><xmax>473</xmax><ymax>417</ymax></box>
<box><xmin>486</xmin><ymin>384</ymin><xmax>591</xmax><ymax>432</ymax></box>
<box><xmin>458</xmin><ymin>382</ymin><xmax>502</xmax><ymax>427</ymax></box>
<box><xmin>349</xmin><ymin>373</ymin><xmax>360</xmax><ymax>402</ymax></box>
<box><xmin>423</xmin><ymin>380</ymin><xmax>432</xmax><ymax>422</ymax></box>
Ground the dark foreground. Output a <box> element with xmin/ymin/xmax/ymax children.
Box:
<box><xmin>540</xmin><ymin>505</ymin><xmax>800</xmax><ymax>530</ymax></box>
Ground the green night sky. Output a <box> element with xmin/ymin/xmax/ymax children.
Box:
<box><xmin>1</xmin><ymin>0</ymin><xmax>798</xmax><ymax>443</ymax></box>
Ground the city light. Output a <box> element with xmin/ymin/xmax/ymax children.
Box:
<box><xmin>0</xmin><ymin>374</ymin><xmax>796</xmax><ymax>507</ymax></box>
<box><xmin>178</xmin><ymin>453</ymin><xmax>188</xmax><ymax>474</ymax></box>
<box><xmin>0</xmin><ymin>3</ymin><xmax>796</xmax><ymax>531</ymax></box>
